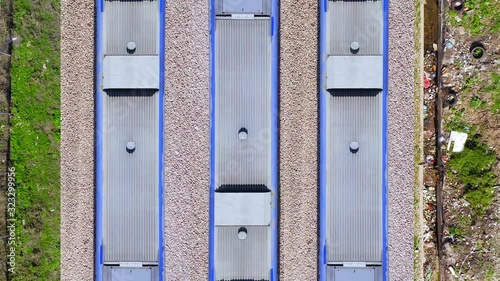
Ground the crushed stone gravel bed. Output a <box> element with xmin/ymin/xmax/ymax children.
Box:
<box><xmin>60</xmin><ymin>1</ymin><xmax>95</xmax><ymax>280</ymax></box>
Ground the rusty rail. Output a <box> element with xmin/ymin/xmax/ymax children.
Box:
<box><xmin>435</xmin><ymin>0</ymin><xmax>446</xmax><ymax>279</ymax></box>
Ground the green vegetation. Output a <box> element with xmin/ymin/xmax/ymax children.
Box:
<box><xmin>458</xmin><ymin>72</ymin><xmax>499</xmax><ymax>115</ymax></box>
<box><xmin>445</xmin><ymin>72</ymin><xmax>499</xmax><ymax>131</ymax></box>
<box><xmin>485</xmin><ymin>72</ymin><xmax>500</xmax><ymax>115</ymax></box>
<box><xmin>9</xmin><ymin>0</ymin><xmax>60</xmax><ymax>280</ymax></box>
<box><xmin>448</xmin><ymin>9</ymin><xmax>463</xmax><ymax>28</ymax></box>
<box><xmin>458</xmin><ymin>0</ymin><xmax>500</xmax><ymax>34</ymax></box>
<box><xmin>463</xmin><ymin>75</ymin><xmax>479</xmax><ymax>93</ymax></box>
<box><xmin>472</xmin><ymin>47</ymin><xmax>484</xmax><ymax>58</ymax></box>
<box><xmin>456</xmin><ymin>213</ymin><xmax>472</xmax><ymax>233</ymax></box>
<box><xmin>445</xmin><ymin>107</ymin><xmax>469</xmax><ymax>132</ymax></box>
<box><xmin>448</xmin><ymin>224</ymin><xmax>466</xmax><ymax>239</ymax></box>
<box><xmin>447</xmin><ymin>137</ymin><xmax>497</xmax><ymax>216</ymax></box>
<box><xmin>470</xmin><ymin>96</ymin><xmax>487</xmax><ymax>109</ymax></box>
<box><xmin>486</xmin><ymin>268</ymin><xmax>496</xmax><ymax>281</ymax></box>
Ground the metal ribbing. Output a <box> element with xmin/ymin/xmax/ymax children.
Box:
<box><xmin>103</xmin><ymin>266</ymin><xmax>160</xmax><ymax>280</ymax></box>
<box><xmin>326</xmin><ymin>90</ymin><xmax>382</xmax><ymax>263</ymax></box>
<box><xmin>215</xmin><ymin>226</ymin><xmax>270</xmax><ymax>280</ymax></box>
<box><xmin>327</xmin><ymin>0</ymin><xmax>382</xmax><ymax>56</ymax></box>
<box><xmin>215</xmin><ymin>18</ymin><xmax>271</xmax><ymax>188</ymax></box>
<box><xmin>104</xmin><ymin>0</ymin><xmax>158</xmax><ymax>55</ymax></box>
<box><xmin>103</xmin><ymin>91</ymin><xmax>159</xmax><ymax>263</ymax></box>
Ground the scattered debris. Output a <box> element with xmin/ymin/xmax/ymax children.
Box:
<box><xmin>422</xmin><ymin>1</ymin><xmax>500</xmax><ymax>279</ymax></box>
<box><xmin>457</xmin><ymin>243</ymin><xmax>487</xmax><ymax>279</ymax></box>
<box><xmin>424</xmin><ymin>74</ymin><xmax>433</xmax><ymax>89</ymax></box>
<box><xmin>451</xmin><ymin>0</ymin><xmax>464</xmax><ymax>13</ymax></box>
<box><xmin>445</xmin><ymin>38</ymin><xmax>455</xmax><ymax>49</ymax></box>
<box><xmin>444</xmin><ymin>91</ymin><xmax>458</xmax><ymax>107</ymax></box>
<box><xmin>426</xmin><ymin>155</ymin><xmax>435</xmax><ymax>164</ymax></box>
<box><xmin>449</xmin><ymin>266</ymin><xmax>457</xmax><ymax>278</ymax></box>
<box><xmin>469</xmin><ymin>41</ymin><xmax>486</xmax><ymax>60</ymax></box>
<box><xmin>447</xmin><ymin>131</ymin><xmax>468</xmax><ymax>152</ymax></box>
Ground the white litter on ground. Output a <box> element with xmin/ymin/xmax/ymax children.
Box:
<box><xmin>447</xmin><ymin>131</ymin><xmax>468</xmax><ymax>152</ymax></box>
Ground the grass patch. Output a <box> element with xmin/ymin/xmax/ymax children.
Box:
<box><xmin>447</xmin><ymin>137</ymin><xmax>497</xmax><ymax>215</ymax></box>
<box><xmin>459</xmin><ymin>0</ymin><xmax>500</xmax><ymax>34</ymax></box>
<box><xmin>457</xmin><ymin>213</ymin><xmax>472</xmax><ymax>232</ymax></box>
<box><xmin>9</xmin><ymin>0</ymin><xmax>60</xmax><ymax>280</ymax></box>
<box><xmin>449</xmin><ymin>224</ymin><xmax>467</xmax><ymax>239</ymax></box>
<box><xmin>486</xmin><ymin>268</ymin><xmax>496</xmax><ymax>281</ymax></box>
<box><xmin>485</xmin><ymin>72</ymin><xmax>500</xmax><ymax>115</ymax></box>
<box><xmin>470</xmin><ymin>96</ymin><xmax>487</xmax><ymax>109</ymax></box>
<box><xmin>448</xmin><ymin>9</ymin><xmax>461</xmax><ymax>27</ymax></box>
<box><xmin>445</xmin><ymin>107</ymin><xmax>469</xmax><ymax>132</ymax></box>
<box><xmin>460</xmin><ymin>72</ymin><xmax>499</xmax><ymax>115</ymax></box>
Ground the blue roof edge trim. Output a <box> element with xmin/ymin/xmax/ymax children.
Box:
<box><xmin>208</xmin><ymin>0</ymin><xmax>216</xmax><ymax>279</ymax></box>
<box><xmin>270</xmin><ymin>0</ymin><xmax>279</xmax><ymax>280</ymax></box>
<box><xmin>158</xmin><ymin>1</ymin><xmax>166</xmax><ymax>280</ymax></box>
<box><xmin>319</xmin><ymin>0</ymin><xmax>327</xmax><ymax>279</ymax></box>
<box><xmin>382</xmin><ymin>0</ymin><xmax>389</xmax><ymax>279</ymax></box>
<box><xmin>95</xmin><ymin>0</ymin><xmax>104</xmax><ymax>279</ymax></box>
<box><xmin>95</xmin><ymin>1</ymin><xmax>166</xmax><ymax>280</ymax></box>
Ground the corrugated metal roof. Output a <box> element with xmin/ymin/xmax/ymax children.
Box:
<box><xmin>215</xmin><ymin>18</ymin><xmax>272</xmax><ymax>188</ymax></box>
<box><xmin>104</xmin><ymin>0</ymin><xmax>159</xmax><ymax>56</ymax></box>
<box><xmin>215</xmin><ymin>226</ymin><xmax>270</xmax><ymax>280</ymax></box>
<box><xmin>326</xmin><ymin>0</ymin><xmax>383</xmax><ymax>56</ymax></box>
<box><xmin>213</xmin><ymin>17</ymin><xmax>273</xmax><ymax>281</ymax></box>
<box><xmin>326</xmin><ymin>90</ymin><xmax>382</xmax><ymax>263</ymax></box>
<box><xmin>102</xmin><ymin>91</ymin><xmax>159</xmax><ymax>263</ymax></box>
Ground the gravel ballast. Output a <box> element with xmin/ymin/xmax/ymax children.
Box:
<box><xmin>60</xmin><ymin>0</ymin><xmax>95</xmax><ymax>280</ymax></box>
<box><xmin>164</xmin><ymin>0</ymin><xmax>210</xmax><ymax>279</ymax></box>
<box><xmin>279</xmin><ymin>0</ymin><xmax>319</xmax><ymax>279</ymax></box>
<box><xmin>388</xmin><ymin>0</ymin><xmax>415</xmax><ymax>279</ymax></box>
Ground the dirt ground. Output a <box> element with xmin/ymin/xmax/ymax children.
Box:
<box><xmin>440</xmin><ymin>45</ymin><xmax>500</xmax><ymax>281</ymax></box>
<box><xmin>421</xmin><ymin>0</ymin><xmax>500</xmax><ymax>280</ymax></box>
<box><xmin>422</xmin><ymin>50</ymin><xmax>442</xmax><ymax>281</ymax></box>
<box><xmin>421</xmin><ymin>0</ymin><xmax>441</xmax><ymax>278</ymax></box>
